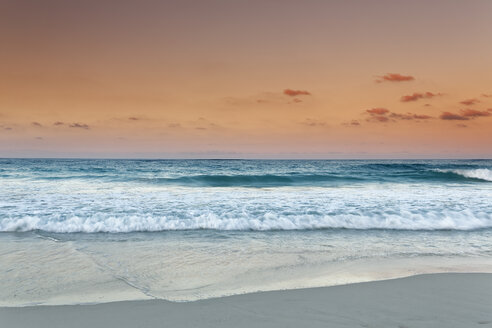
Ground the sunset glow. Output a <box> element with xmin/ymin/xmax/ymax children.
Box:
<box><xmin>1</xmin><ymin>0</ymin><xmax>491</xmax><ymax>158</ymax></box>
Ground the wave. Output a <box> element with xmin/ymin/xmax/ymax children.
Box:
<box><xmin>2</xmin><ymin>210</ymin><xmax>491</xmax><ymax>233</ymax></box>
<box><xmin>135</xmin><ymin>174</ymin><xmax>365</xmax><ymax>187</ymax></box>
<box><xmin>434</xmin><ymin>169</ymin><xmax>492</xmax><ymax>182</ymax></box>
<box><xmin>14</xmin><ymin>169</ymin><xmax>490</xmax><ymax>186</ymax></box>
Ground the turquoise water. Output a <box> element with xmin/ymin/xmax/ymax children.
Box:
<box><xmin>1</xmin><ymin>159</ymin><xmax>492</xmax><ymax>305</ymax></box>
<box><xmin>1</xmin><ymin>159</ymin><xmax>491</xmax><ymax>231</ymax></box>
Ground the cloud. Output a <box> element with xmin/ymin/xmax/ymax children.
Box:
<box><xmin>69</xmin><ymin>123</ymin><xmax>90</xmax><ymax>129</ymax></box>
<box><xmin>1</xmin><ymin>124</ymin><xmax>14</xmax><ymax>131</ymax></box>
<box><xmin>366</xmin><ymin>108</ymin><xmax>389</xmax><ymax>115</ymax></box>
<box><xmin>482</xmin><ymin>94</ymin><xmax>492</xmax><ymax>98</ymax></box>
<box><xmin>31</xmin><ymin>122</ymin><xmax>42</xmax><ymax>127</ymax></box>
<box><xmin>389</xmin><ymin>113</ymin><xmax>433</xmax><ymax>120</ymax></box>
<box><xmin>459</xmin><ymin>98</ymin><xmax>480</xmax><ymax>106</ymax></box>
<box><xmin>223</xmin><ymin>92</ymin><xmax>287</xmax><ymax>108</ymax></box>
<box><xmin>128</xmin><ymin>117</ymin><xmax>140</xmax><ymax>121</ymax></box>
<box><xmin>35</xmin><ymin>137</ymin><xmax>43</xmax><ymax>140</ymax></box>
<box><xmin>400</xmin><ymin>92</ymin><xmax>441</xmax><ymax>102</ymax></box>
<box><xmin>370</xmin><ymin>116</ymin><xmax>390</xmax><ymax>122</ymax></box>
<box><xmin>365</xmin><ymin>108</ymin><xmax>390</xmax><ymax>122</ymax></box>
<box><xmin>191</xmin><ymin>117</ymin><xmax>222</xmax><ymax>131</ymax></box>
<box><xmin>53</xmin><ymin>121</ymin><xmax>64</xmax><ymax>126</ymax></box>
<box><xmin>439</xmin><ymin>109</ymin><xmax>491</xmax><ymax>121</ymax></box>
<box><xmin>301</xmin><ymin>118</ymin><xmax>328</xmax><ymax>127</ymax></box>
<box><xmin>456</xmin><ymin>124</ymin><xmax>467</xmax><ymax>128</ymax></box>
<box><xmin>375</xmin><ymin>73</ymin><xmax>414</xmax><ymax>83</ymax></box>
<box><xmin>283</xmin><ymin>89</ymin><xmax>311</xmax><ymax>97</ymax></box>
<box><xmin>366</xmin><ymin>107</ymin><xmax>433</xmax><ymax>123</ymax></box>
<box><xmin>168</xmin><ymin>123</ymin><xmax>181</xmax><ymax>128</ymax></box>
<box><xmin>342</xmin><ymin>120</ymin><xmax>361</xmax><ymax>127</ymax></box>
<box><xmin>439</xmin><ymin>112</ymin><xmax>469</xmax><ymax>120</ymax></box>
<box><xmin>412</xmin><ymin>114</ymin><xmax>433</xmax><ymax>119</ymax></box>
<box><xmin>460</xmin><ymin>109</ymin><xmax>491</xmax><ymax>118</ymax></box>
<box><xmin>292</xmin><ymin>98</ymin><xmax>303</xmax><ymax>103</ymax></box>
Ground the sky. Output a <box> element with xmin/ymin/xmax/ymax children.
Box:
<box><xmin>1</xmin><ymin>0</ymin><xmax>491</xmax><ymax>158</ymax></box>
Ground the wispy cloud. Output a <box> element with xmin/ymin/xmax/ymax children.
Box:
<box><xmin>366</xmin><ymin>108</ymin><xmax>389</xmax><ymax>115</ymax></box>
<box><xmin>400</xmin><ymin>92</ymin><xmax>441</xmax><ymax>102</ymax></box>
<box><xmin>31</xmin><ymin>122</ymin><xmax>42</xmax><ymax>127</ymax></box>
<box><xmin>439</xmin><ymin>109</ymin><xmax>491</xmax><ymax>121</ymax></box>
<box><xmin>459</xmin><ymin>98</ymin><xmax>480</xmax><ymax>106</ymax></box>
<box><xmin>439</xmin><ymin>112</ymin><xmax>468</xmax><ymax>120</ymax></box>
<box><xmin>1</xmin><ymin>124</ymin><xmax>14</xmax><ymax>131</ymax></box>
<box><xmin>460</xmin><ymin>109</ymin><xmax>491</xmax><ymax>118</ymax></box>
<box><xmin>375</xmin><ymin>73</ymin><xmax>414</xmax><ymax>83</ymax></box>
<box><xmin>369</xmin><ymin>115</ymin><xmax>390</xmax><ymax>122</ymax></box>
<box><xmin>366</xmin><ymin>107</ymin><xmax>433</xmax><ymax>123</ymax></box>
<box><xmin>283</xmin><ymin>89</ymin><xmax>311</xmax><ymax>97</ymax></box>
<box><xmin>342</xmin><ymin>120</ymin><xmax>361</xmax><ymax>127</ymax></box>
<box><xmin>389</xmin><ymin>113</ymin><xmax>432</xmax><ymax>120</ymax></box>
<box><xmin>365</xmin><ymin>108</ymin><xmax>390</xmax><ymax>122</ymax></box>
<box><xmin>53</xmin><ymin>121</ymin><xmax>64</xmax><ymax>126</ymax></box>
<box><xmin>224</xmin><ymin>90</ymin><xmax>304</xmax><ymax>108</ymax></box>
<box><xmin>301</xmin><ymin>118</ymin><xmax>328</xmax><ymax>127</ymax></box>
<box><xmin>69</xmin><ymin>123</ymin><xmax>90</xmax><ymax>129</ymax></box>
<box><xmin>192</xmin><ymin>117</ymin><xmax>222</xmax><ymax>131</ymax></box>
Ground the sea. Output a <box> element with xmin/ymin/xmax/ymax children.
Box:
<box><xmin>1</xmin><ymin>159</ymin><xmax>492</xmax><ymax>306</ymax></box>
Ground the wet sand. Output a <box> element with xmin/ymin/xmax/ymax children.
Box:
<box><xmin>1</xmin><ymin>273</ymin><xmax>491</xmax><ymax>328</ymax></box>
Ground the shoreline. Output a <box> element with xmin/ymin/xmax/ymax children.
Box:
<box><xmin>2</xmin><ymin>255</ymin><xmax>492</xmax><ymax>307</ymax></box>
<box><xmin>3</xmin><ymin>233</ymin><xmax>492</xmax><ymax>308</ymax></box>
<box><xmin>2</xmin><ymin>272</ymin><xmax>492</xmax><ymax>327</ymax></box>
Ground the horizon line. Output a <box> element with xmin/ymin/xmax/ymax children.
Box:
<box><xmin>1</xmin><ymin>157</ymin><xmax>491</xmax><ymax>161</ymax></box>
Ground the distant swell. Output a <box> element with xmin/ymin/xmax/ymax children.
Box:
<box><xmin>135</xmin><ymin>174</ymin><xmax>364</xmax><ymax>187</ymax></box>
<box><xmin>1</xmin><ymin>210</ymin><xmax>491</xmax><ymax>233</ymax></box>
<box><xmin>26</xmin><ymin>169</ymin><xmax>492</xmax><ymax>187</ymax></box>
<box><xmin>136</xmin><ymin>169</ymin><xmax>492</xmax><ymax>186</ymax></box>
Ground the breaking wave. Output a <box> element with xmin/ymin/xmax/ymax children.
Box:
<box><xmin>434</xmin><ymin>169</ymin><xmax>492</xmax><ymax>182</ymax></box>
<box><xmin>26</xmin><ymin>169</ymin><xmax>492</xmax><ymax>187</ymax></box>
<box><xmin>1</xmin><ymin>159</ymin><xmax>491</xmax><ymax>233</ymax></box>
<box><xmin>1</xmin><ymin>209</ymin><xmax>491</xmax><ymax>233</ymax></box>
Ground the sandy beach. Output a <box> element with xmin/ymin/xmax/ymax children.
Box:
<box><xmin>2</xmin><ymin>273</ymin><xmax>491</xmax><ymax>328</ymax></box>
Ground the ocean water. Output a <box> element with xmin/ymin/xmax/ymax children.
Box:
<box><xmin>1</xmin><ymin>159</ymin><xmax>492</xmax><ymax>306</ymax></box>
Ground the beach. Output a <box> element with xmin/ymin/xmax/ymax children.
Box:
<box><xmin>2</xmin><ymin>273</ymin><xmax>491</xmax><ymax>328</ymax></box>
<box><xmin>1</xmin><ymin>159</ymin><xmax>492</xmax><ymax>326</ymax></box>
<box><xmin>2</xmin><ymin>0</ymin><xmax>492</xmax><ymax>326</ymax></box>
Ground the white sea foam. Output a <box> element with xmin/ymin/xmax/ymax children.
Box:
<box><xmin>437</xmin><ymin>168</ymin><xmax>492</xmax><ymax>182</ymax></box>
<box><xmin>1</xmin><ymin>167</ymin><xmax>491</xmax><ymax>233</ymax></box>
<box><xmin>1</xmin><ymin>208</ymin><xmax>491</xmax><ymax>232</ymax></box>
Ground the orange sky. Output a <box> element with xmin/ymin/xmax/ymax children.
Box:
<box><xmin>1</xmin><ymin>0</ymin><xmax>491</xmax><ymax>158</ymax></box>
